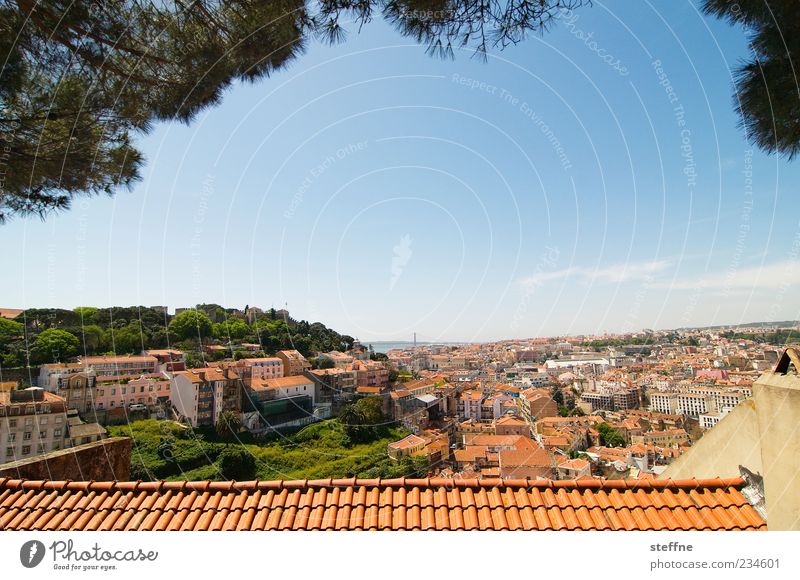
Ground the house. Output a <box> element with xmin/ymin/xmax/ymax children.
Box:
<box><xmin>144</xmin><ymin>349</ymin><xmax>186</xmax><ymax>372</ymax></box>
<box><xmin>557</xmin><ymin>457</ymin><xmax>592</xmax><ymax>479</ymax></box>
<box><xmin>0</xmin><ymin>387</ymin><xmax>69</xmax><ymax>465</ymax></box>
<box><xmin>305</xmin><ymin>368</ymin><xmax>356</xmax><ymax>404</ymax></box>
<box><xmin>494</xmin><ymin>414</ymin><xmax>531</xmax><ymax>437</ymax></box>
<box><xmin>238</xmin><ymin>357</ymin><xmax>284</xmax><ymax>380</ymax></box>
<box><xmin>517</xmin><ymin>388</ymin><xmax>558</xmax><ymax>425</ymax></box>
<box><xmin>498</xmin><ymin>436</ymin><xmax>555</xmax><ymax>479</ymax></box>
<box><xmin>351</xmin><ymin>359</ymin><xmax>389</xmax><ymax>390</ymax></box>
<box><xmin>241</xmin><ymin>375</ymin><xmax>316</xmax><ymax>430</ymax></box>
<box><xmin>276</xmin><ymin>350</ymin><xmax>311</xmax><ymax>376</ymax></box>
<box><xmin>94</xmin><ymin>374</ymin><xmax>171</xmax><ymax>413</ymax></box>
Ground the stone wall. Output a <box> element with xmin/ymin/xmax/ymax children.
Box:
<box><xmin>0</xmin><ymin>437</ymin><xmax>132</xmax><ymax>481</ymax></box>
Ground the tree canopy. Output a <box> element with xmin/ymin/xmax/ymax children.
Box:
<box><xmin>702</xmin><ymin>0</ymin><xmax>800</xmax><ymax>159</ymax></box>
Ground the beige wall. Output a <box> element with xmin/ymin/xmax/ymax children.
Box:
<box><xmin>661</xmin><ymin>370</ymin><xmax>800</xmax><ymax>530</ymax></box>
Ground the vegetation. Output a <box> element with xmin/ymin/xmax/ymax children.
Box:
<box><xmin>595</xmin><ymin>422</ymin><xmax>625</xmax><ymax>448</ymax></box>
<box><xmin>337</xmin><ymin>396</ymin><xmax>388</xmax><ymax>442</ymax></box>
<box><xmin>109</xmin><ymin>418</ymin><xmax>426</xmax><ymax>481</ymax></box>
<box><xmin>0</xmin><ymin>305</ymin><xmax>354</xmax><ymax>368</ymax></box>
<box><xmin>702</xmin><ymin>0</ymin><xmax>800</xmax><ymax>158</ymax></box>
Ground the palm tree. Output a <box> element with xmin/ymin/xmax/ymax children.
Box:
<box><xmin>216</xmin><ymin>411</ymin><xmax>242</xmax><ymax>440</ymax></box>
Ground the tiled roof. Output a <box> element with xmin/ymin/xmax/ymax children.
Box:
<box><xmin>0</xmin><ymin>477</ymin><xmax>765</xmax><ymax>531</ymax></box>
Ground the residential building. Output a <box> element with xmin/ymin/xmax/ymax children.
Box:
<box><xmin>0</xmin><ymin>387</ymin><xmax>69</xmax><ymax>465</ymax></box>
<box><xmin>276</xmin><ymin>350</ymin><xmax>311</xmax><ymax>376</ymax></box>
<box><xmin>305</xmin><ymin>368</ymin><xmax>356</xmax><ymax>404</ymax></box>
<box><xmin>79</xmin><ymin>355</ymin><xmax>159</xmax><ymax>377</ymax></box>
<box><xmin>170</xmin><ymin>368</ymin><xmax>241</xmax><ymax>428</ymax></box>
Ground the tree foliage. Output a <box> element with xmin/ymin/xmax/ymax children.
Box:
<box><xmin>702</xmin><ymin>0</ymin><xmax>800</xmax><ymax>158</ymax></box>
<box><xmin>217</xmin><ymin>446</ymin><xmax>257</xmax><ymax>480</ymax></box>
<box><xmin>168</xmin><ymin>309</ymin><xmax>214</xmax><ymax>341</ymax></box>
<box><xmin>596</xmin><ymin>422</ymin><xmax>625</xmax><ymax>448</ymax></box>
<box><xmin>0</xmin><ymin>304</ymin><xmax>353</xmax><ymax>367</ymax></box>
<box><xmin>32</xmin><ymin>328</ymin><xmax>80</xmax><ymax>363</ymax></box>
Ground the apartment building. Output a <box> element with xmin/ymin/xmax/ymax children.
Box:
<box><xmin>94</xmin><ymin>375</ymin><xmax>171</xmax><ymax>411</ymax></box>
<box><xmin>0</xmin><ymin>387</ymin><xmax>68</xmax><ymax>465</ymax></box>
<box><xmin>677</xmin><ymin>393</ymin><xmax>715</xmax><ymax>417</ymax></box>
<box><xmin>38</xmin><ymin>363</ymin><xmax>91</xmax><ymax>391</ymax></box>
<box><xmin>238</xmin><ymin>357</ymin><xmax>284</xmax><ymax>380</ymax></box>
<box><xmin>649</xmin><ymin>392</ymin><xmax>679</xmax><ymax>414</ymax></box>
<box><xmin>517</xmin><ymin>388</ymin><xmax>558</xmax><ymax>424</ymax></box>
<box><xmin>319</xmin><ymin>351</ymin><xmax>354</xmax><ymax>368</ymax></box>
<box><xmin>50</xmin><ymin>370</ymin><xmax>97</xmax><ymax>414</ymax></box>
<box><xmin>352</xmin><ymin>359</ymin><xmax>390</xmax><ymax>390</ymax></box>
<box><xmin>170</xmin><ymin>368</ymin><xmax>241</xmax><ymax>428</ymax></box>
<box><xmin>276</xmin><ymin>350</ymin><xmax>311</xmax><ymax>376</ymax></box>
<box><xmin>305</xmin><ymin>368</ymin><xmax>356</xmax><ymax>404</ymax></box>
<box><xmin>241</xmin><ymin>375</ymin><xmax>316</xmax><ymax>429</ymax></box>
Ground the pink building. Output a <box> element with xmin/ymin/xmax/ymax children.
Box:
<box><xmin>93</xmin><ymin>375</ymin><xmax>171</xmax><ymax>411</ymax></box>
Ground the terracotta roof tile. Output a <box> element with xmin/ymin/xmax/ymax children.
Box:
<box><xmin>0</xmin><ymin>478</ymin><xmax>766</xmax><ymax>531</ymax></box>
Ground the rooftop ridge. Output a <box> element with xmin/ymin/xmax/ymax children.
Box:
<box><xmin>0</xmin><ymin>476</ymin><xmax>746</xmax><ymax>493</ymax></box>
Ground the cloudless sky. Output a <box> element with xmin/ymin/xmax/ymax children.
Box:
<box><xmin>3</xmin><ymin>0</ymin><xmax>800</xmax><ymax>342</ymax></box>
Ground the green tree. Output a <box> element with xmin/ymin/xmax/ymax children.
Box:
<box><xmin>216</xmin><ymin>411</ymin><xmax>242</xmax><ymax>440</ymax></box>
<box><xmin>107</xmin><ymin>321</ymin><xmax>145</xmax><ymax>354</ymax></box>
<box><xmin>317</xmin><ymin>357</ymin><xmax>336</xmax><ymax>369</ymax></box>
<box><xmin>213</xmin><ymin>318</ymin><xmax>250</xmax><ymax>341</ymax></box>
<box><xmin>0</xmin><ymin>318</ymin><xmax>24</xmax><ymax>345</ymax></box>
<box><xmin>596</xmin><ymin>422</ymin><xmax>625</xmax><ymax>448</ymax></box>
<box><xmin>702</xmin><ymin>0</ymin><xmax>800</xmax><ymax>158</ymax></box>
<box><xmin>79</xmin><ymin>324</ymin><xmax>106</xmax><ymax>354</ymax></box>
<box><xmin>169</xmin><ymin>310</ymin><xmax>213</xmax><ymax>341</ymax></box>
<box><xmin>217</xmin><ymin>446</ymin><xmax>256</xmax><ymax>480</ymax></box>
<box><xmin>32</xmin><ymin>328</ymin><xmax>80</xmax><ymax>363</ymax></box>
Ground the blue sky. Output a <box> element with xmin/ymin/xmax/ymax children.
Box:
<box><xmin>3</xmin><ymin>1</ymin><xmax>799</xmax><ymax>342</ymax></box>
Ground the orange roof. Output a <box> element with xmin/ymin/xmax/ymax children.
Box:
<box><xmin>0</xmin><ymin>308</ymin><xmax>23</xmax><ymax>319</ymax></box>
<box><xmin>0</xmin><ymin>478</ymin><xmax>765</xmax><ymax>531</ymax></box>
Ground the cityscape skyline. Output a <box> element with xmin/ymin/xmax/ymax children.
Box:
<box><xmin>2</xmin><ymin>1</ymin><xmax>799</xmax><ymax>342</ymax></box>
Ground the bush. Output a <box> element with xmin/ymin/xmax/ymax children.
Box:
<box><xmin>217</xmin><ymin>446</ymin><xmax>257</xmax><ymax>480</ymax></box>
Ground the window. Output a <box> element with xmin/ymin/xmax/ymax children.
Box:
<box><xmin>8</xmin><ymin>419</ymin><xmax>17</xmax><ymax>428</ymax></box>
<box><xmin>23</xmin><ymin>432</ymin><xmax>32</xmax><ymax>440</ymax></box>
<box><xmin>39</xmin><ymin>431</ymin><xmax>47</xmax><ymax>439</ymax></box>
<box><xmin>25</xmin><ymin>405</ymin><xmax>34</xmax><ymax>414</ymax></box>
<box><xmin>54</xmin><ymin>429</ymin><xmax>62</xmax><ymax>437</ymax></box>
<box><xmin>53</xmin><ymin>443</ymin><xmax>61</xmax><ymax>451</ymax></box>
<box><xmin>5</xmin><ymin>447</ymin><xmax>13</xmax><ymax>457</ymax></box>
<box><xmin>140</xmin><ymin>386</ymin><xmax>145</xmax><ymax>393</ymax></box>
<box><xmin>21</xmin><ymin>445</ymin><xmax>31</xmax><ymax>455</ymax></box>
<box><xmin>122</xmin><ymin>387</ymin><xmax>127</xmax><ymax>395</ymax></box>
<box><xmin>111</xmin><ymin>388</ymin><xmax>116</xmax><ymax>396</ymax></box>
<box><xmin>40</xmin><ymin>417</ymin><xmax>48</xmax><ymax>425</ymax></box>
<box><xmin>24</xmin><ymin>417</ymin><xmax>33</xmax><ymax>426</ymax></box>
<box><xmin>55</xmin><ymin>416</ymin><xmax>63</xmax><ymax>424</ymax></box>
<box><xmin>7</xmin><ymin>433</ymin><xmax>15</xmax><ymax>442</ymax></box>
<box><xmin>37</xmin><ymin>443</ymin><xmax>46</xmax><ymax>453</ymax></box>
<box><xmin>110</xmin><ymin>401</ymin><xmax>115</xmax><ymax>408</ymax></box>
